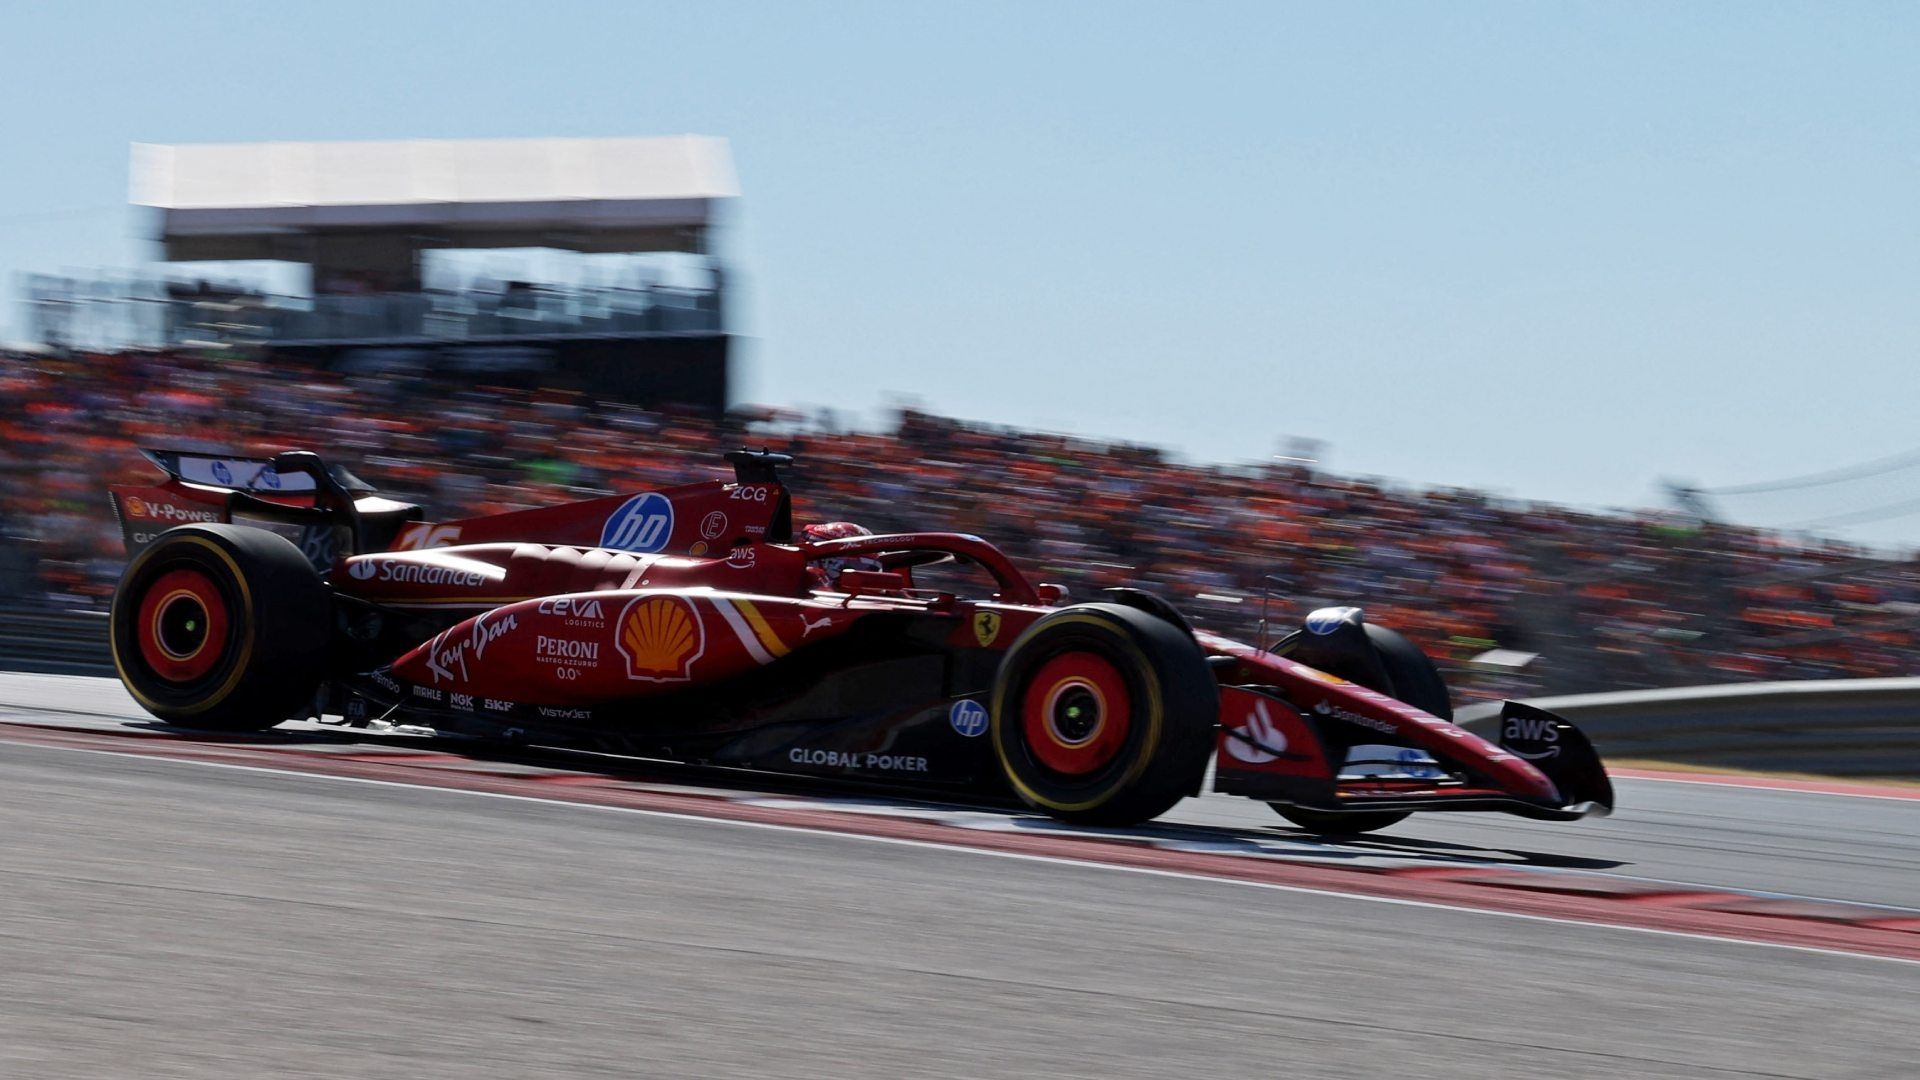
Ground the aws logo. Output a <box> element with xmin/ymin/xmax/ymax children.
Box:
<box><xmin>1503</xmin><ymin>714</ymin><xmax>1562</xmax><ymax>759</ymax></box>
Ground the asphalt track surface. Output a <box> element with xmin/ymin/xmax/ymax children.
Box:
<box><xmin>2</xmin><ymin>676</ymin><xmax>1916</xmax><ymax>1077</ymax></box>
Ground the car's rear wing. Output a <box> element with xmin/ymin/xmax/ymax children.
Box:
<box><xmin>109</xmin><ymin>448</ymin><xmax>420</xmax><ymax>569</ymax></box>
<box><xmin>134</xmin><ymin>449</ymin><xmax>376</xmax><ymax>495</ymax></box>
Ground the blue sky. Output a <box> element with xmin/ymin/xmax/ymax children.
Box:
<box><xmin>3</xmin><ymin>2</ymin><xmax>1917</xmax><ymax>545</ymax></box>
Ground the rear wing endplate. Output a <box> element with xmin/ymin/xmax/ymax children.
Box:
<box><xmin>138</xmin><ymin>449</ymin><xmax>375</xmax><ymax>495</ymax></box>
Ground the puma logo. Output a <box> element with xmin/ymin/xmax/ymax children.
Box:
<box><xmin>801</xmin><ymin>614</ymin><xmax>834</xmax><ymax>637</ymax></box>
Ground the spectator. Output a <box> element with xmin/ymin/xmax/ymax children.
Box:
<box><xmin>2</xmin><ymin>347</ymin><xmax>1914</xmax><ymax>702</ymax></box>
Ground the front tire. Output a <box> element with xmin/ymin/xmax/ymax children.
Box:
<box><xmin>1355</xmin><ymin>623</ymin><xmax>1452</xmax><ymax>721</ymax></box>
<box><xmin>110</xmin><ymin>524</ymin><xmax>330</xmax><ymax>731</ymax></box>
<box><xmin>1271</xmin><ymin>622</ymin><xmax>1448</xmax><ymax>836</ymax></box>
<box><xmin>991</xmin><ymin>603</ymin><xmax>1217</xmax><ymax>825</ymax></box>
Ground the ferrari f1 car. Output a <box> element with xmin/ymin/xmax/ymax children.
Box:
<box><xmin>106</xmin><ymin>448</ymin><xmax>1613</xmax><ymax>831</ymax></box>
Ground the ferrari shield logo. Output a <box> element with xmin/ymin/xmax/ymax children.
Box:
<box><xmin>973</xmin><ymin>610</ymin><xmax>1003</xmax><ymax>647</ymax></box>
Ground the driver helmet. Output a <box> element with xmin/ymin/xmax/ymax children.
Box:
<box><xmin>803</xmin><ymin>521</ymin><xmax>882</xmax><ymax>589</ymax></box>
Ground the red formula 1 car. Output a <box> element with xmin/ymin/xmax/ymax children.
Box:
<box><xmin>106</xmin><ymin>448</ymin><xmax>1612</xmax><ymax>830</ymax></box>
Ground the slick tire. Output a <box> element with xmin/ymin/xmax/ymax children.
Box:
<box><xmin>1357</xmin><ymin>623</ymin><xmax>1453</xmax><ymax>721</ymax></box>
<box><xmin>110</xmin><ymin>524</ymin><xmax>330</xmax><ymax>731</ymax></box>
<box><xmin>1271</xmin><ymin>622</ymin><xmax>1451</xmax><ymax>835</ymax></box>
<box><xmin>991</xmin><ymin>603</ymin><xmax>1217</xmax><ymax>826</ymax></box>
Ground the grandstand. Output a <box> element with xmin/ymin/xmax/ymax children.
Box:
<box><xmin>2</xmin><ymin>345</ymin><xmax>1914</xmax><ymax>702</ymax></box>
<box><xmin>26</xmin><ymin>136</ymin><xmax>739</xmax><ymax>410</ymax></box>
<box><xmin>3</xmin><ymin>136</ymin><xmax>1914</xmax><ymax>701</ymax></box>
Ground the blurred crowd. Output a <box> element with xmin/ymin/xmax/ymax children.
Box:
<box><xmin>3</xmin><ymin>348</ymin><xmax>1916</xmax><ymax>702</ymax></box>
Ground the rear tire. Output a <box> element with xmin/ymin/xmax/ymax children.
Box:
<box><xmin>1271</xmin><ymin>621</ymin><xmax>1448</xmax><ymax>835</ymax></box>
<box><xmin>110</xmin><ymin>524</ymin><xmax>330</xmax><ymax>731</ymax></box>
<box><xmin>991</xmin><ymin>603</ymin><xmax>1217</xmax><ymax>825</ymax></box>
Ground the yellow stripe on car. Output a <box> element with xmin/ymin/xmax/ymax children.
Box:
<box><xmin>735</xmin><ymin>599</ymin><xmax>791</xmax><ymax>659</ymax></box>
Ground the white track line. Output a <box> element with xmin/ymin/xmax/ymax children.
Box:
<box><xmin>1615</xmin><ymin>771</ymin><xmax>1920</xmax><ymax>803</ymax></box>
<box><xmin>8</xmin><ymin>737</ymin><xmax>1916</xmax><ymax>969</ymax></box>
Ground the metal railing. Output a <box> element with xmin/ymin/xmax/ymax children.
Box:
<box><xmin>1458</xmin><ymin>678</ymin><xmax>1920</xmax><ymax>777</ymax></box>
<box><xmin>267</xmin><ymin>286</ymin><xmax>722</xmax><ymax>344</ymax></box>
<box><xmin>0</xmin><ymin>605</ymin><xmax>112</xmax><ymax>677</ymax></box>
<box><xmin>22</xmin><ymin>275</ymin><xmax>723</xmax><ymax>350</ymax></box>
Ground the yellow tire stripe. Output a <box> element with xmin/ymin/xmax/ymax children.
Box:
<box><xmin>150</xmin><ymin>588</ymin><xmax>210</xmax><ymax>662</ymax></box>
<box><xmin>111</xmin><ymin>534</ymin><xmax>256</xmax><ymax>717</ymax></box>
<box><xmin>991</xmin><ymin>613</ymin><xmax>1164</xmax><ymax>814</ymax></box>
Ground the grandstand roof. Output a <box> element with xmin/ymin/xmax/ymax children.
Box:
<box><xmin>131</xmin><ymin>136</ymin><xmax>738</xmax><ymax>259</ymax></box>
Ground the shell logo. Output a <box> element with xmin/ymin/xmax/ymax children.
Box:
<box><xmin>616</xmin><ymin>596</ymin><xmax>706</xmax><ymax>682</ymax></box>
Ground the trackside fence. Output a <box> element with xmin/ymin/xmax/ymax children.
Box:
<box><xmin>0</xmin><ymin>605</ymin><xmax>112</xmax><ymax>676</ymax></box>
<box><xmin>1458</xmin><ymin>679</ymin><xmax>1920</xmax><ymax>778</ymax></box>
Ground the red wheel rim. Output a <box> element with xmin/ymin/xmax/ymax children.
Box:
<box><xmin>1021</xmin><ymin>651</ymin><xmax>1132</xmax><ymax>776</ymax></box>
<box><xmin>135</xmin><ymin>568</ymin><xmax>230</xmax><ymax>683</ymax></box>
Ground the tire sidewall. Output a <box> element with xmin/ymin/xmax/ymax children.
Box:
<box><xmin>991</xmin><ymin>603</ymin><xmax>1216</xmax><ymax>823</ymax></box>
<box><xmin>111</xmin><ymin>532</ymin><xmax>259</xmax><ymax>718</ymax></box>
<box><xmin>991</xmin><ymin>611</ymin><xmax>1167</xmax><ymax>814</ymax></box>
<box><xmin>1269</xmin><ymin>620</ymin><xmax>1449</xmax><ymax>835</ymax></box>
<box><xmin>110</xmin><ymin>524</ymin><xmax>329</xmax><ymax>729</ymax></box>
<box><xmin>1361</xmin><ymin>623</ymin><xmax>1452</xmax><ymax>721</ymax></box>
